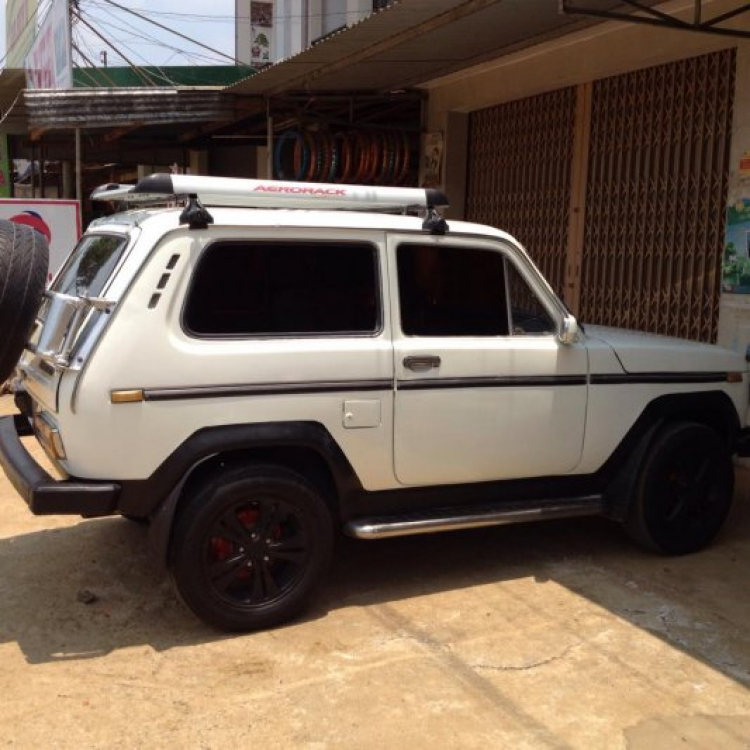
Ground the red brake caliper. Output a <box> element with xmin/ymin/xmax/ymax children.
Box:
<box><xmin>210</xmin><ymin>508</ymin><xmax>261</xmax><ymax>579</ymax></box>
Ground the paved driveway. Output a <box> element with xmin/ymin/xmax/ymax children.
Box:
<box><xmin>1</xmin><ymin>395</ymin><xmax>749</xmax><ymax>748</ymax></box>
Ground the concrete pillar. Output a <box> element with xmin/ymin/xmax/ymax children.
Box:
<box><xmin>61</xmin><ymin>161</ymin><xmax>73</xmax><ymax>199</ymax></box>
<box><xmin>256</xmin><ymin>147</ymin><xmax>270</xmax><ymax>179</ymax></box>
<box><xmin>443</xmin><ymin>111</ymin><xmax>468</xmax><ymax>221</ymax></box>
<box><xmin>75</xmin><ymin>129</ymin><xmax>82</xmax><ymax>203</ymax></box>
<box><xmin>188</xmin><ymin>150</ymin><xmax>209</xmax><ymax>175</ymax></box>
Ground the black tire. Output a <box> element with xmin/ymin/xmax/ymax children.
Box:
<box><xmin>170</xmin><ymin>464</ymin><xmax>334</xmax><ymax>631</ymax></box>
<box><xmin>0</xmin><ymin>220</ymin><xmax>49</xmax><ymax>383</ymax></box>
<box><xmin>626</xmin><ymin>421</ymin><xmax>734</xmax><ymax>555</ymax></box>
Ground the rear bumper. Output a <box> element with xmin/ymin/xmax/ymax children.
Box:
<box><xmin>0</xmin><ymin>414</ymin><xmax>119</xmax><ymax>517</ymax></box>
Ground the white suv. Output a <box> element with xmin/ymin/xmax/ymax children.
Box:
<box><xmin>1</xmin><ymin>174</ymin><xmax>748</xmax><ymax>631</ymax></box>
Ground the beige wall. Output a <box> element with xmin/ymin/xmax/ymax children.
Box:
<box><xmin>426</xmin><ymin>0</ymin><xmax>748</xmax><ymax>221</ymax></box>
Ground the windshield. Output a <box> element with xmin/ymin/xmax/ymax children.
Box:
<box><xmin>52</xmin><ymin>234</ymin><xmax>128</xmax><ymax>298</ymax></box>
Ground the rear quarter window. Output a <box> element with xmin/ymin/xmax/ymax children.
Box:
<box><xmin>183</xmin><ymin>240</ymin><xmax>380</xmax><ymax>337</ymax></box>
<box><xmin>52</xmin><ymin>234</ymin><xmax>128</xmax><ymax>298</ymax></box>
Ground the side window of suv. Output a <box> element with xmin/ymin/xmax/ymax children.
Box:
<box><xmin>184</xmin><ymin>241</ymin><xmax>380</xmax><ymax>336</ymax></box>
<box><xmin>397</xmin><ymin>244</ymin><xmax>509</xmax><ymax>336</ymax></box>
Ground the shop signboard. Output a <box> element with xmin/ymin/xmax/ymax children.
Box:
<box><xmin>723</xmin><ymin>198</ymin><xmax>750</xmax><ymax>293</ymax></box>
<box><xmin>251</xmin><ymin>1</ymin><xmax>274</xmax><ymax>65</ymax></box>
<box><xmin>236</xmin><ymin>0</ymin><xmax>275</xmax><ymax>66</ymax></box>
<box><xmin>25</xmin><ymin>0</ymin><xmax>72</xmax><ymax>90</ymax></box>
<box><xmin>723</xmin><ymin>150</ymin><xmax>750</xmax><ymax>294</ymax></box>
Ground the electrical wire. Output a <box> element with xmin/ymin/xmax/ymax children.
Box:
<box><xmin>83</xmin><ymin>0</ymin><xmax>396</xmax><ymax>24</ymax></box>
<box><xmin>72</xmin><ymin>41</ymin><xmax>120</xmax><ymax>87</ymax></box>
<box><xmin>3</xmin><ymin>0</ymin><xmax>390</xmax><ymax>72</ymax></box>
<box><xmin>76</xmin><ymin>0</ymin><xmax>250</xmax><ymax>69</ymax></box>
<box><xmin>72</xmin><ymin>8</ymin><xmax>161</xmax><ymax>86</ymax></box>
<box><xmin>72</xmin><ymin>27</ymin><xmax>105</xmax><ymax>71</ymax></box>
<box><xmin>0</xmin><ymin>0</ymin><xmax>55</xmax><ymax>68</ymax></box>
<box><xmin>96</xmin><ymin>0</ymin><xmax>248</xmax><ymax>67</ymax></box>
<box><xmin>80</xmin><ymin>11</ymin><xmax>181</xmax><ymax>84</ymax></box>
<box><xmin>81</xmin><ymin>9</ymin><xmax>232</xmax><ymax>69</ymax></box>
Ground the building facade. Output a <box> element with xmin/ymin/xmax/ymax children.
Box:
<box><xmin>236</xmin><ymin>0</ymin><xmax>376</xmax><ymax>67</ymax></box>
<box><xmin>424</xmin><ymin>0</ymin><xmax>749</xmax><ymax>350</ymax></box>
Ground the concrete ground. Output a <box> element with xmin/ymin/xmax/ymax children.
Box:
<box><xmin>0</xmin><ymin>395</ymin><xmax>748</xmax><ymax>749</ymax></box>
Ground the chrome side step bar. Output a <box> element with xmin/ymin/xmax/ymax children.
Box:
<box><xmin>345</xmin><ymin>496</ymin><xmax>604</xmax><ymax>540</ymax></box>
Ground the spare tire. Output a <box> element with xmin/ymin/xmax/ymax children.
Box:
<box><xmin>0</xmin><ymin>219</ymin><xmax>50</xmax><ymax>383</ymax></box>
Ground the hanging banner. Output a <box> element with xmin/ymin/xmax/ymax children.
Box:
<box><xmin>25</xmin><ymin>0</ymin><xmax>72</xmax><ymax>89</ymax></box>
<box><xmin>723</xmin><ymin>198</ymin><xmax>750</xmax><ymax>293</ymax></box>
<box><xmin>6</xmin><ymin>0</ymin><xmax>38</xmax><ymax>69</ymax></box>
<box><xmin>723</xmin><ymin>149</ymin><xmax>750</xmax><ymax>294</ymax></box>
<box><xmin>421</xmin><ymin>132</ymin><xmax>444</xmax><ymax>188</ymax></box>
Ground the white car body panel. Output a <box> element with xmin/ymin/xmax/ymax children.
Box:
<box><xmin>386</xmin><ymin>232</ymin><xmax>588</xmax><ymax>485</ymax></box>
<box><xmin>585</xmin><ymin>324</ymin><xmax>745</xmax><ymax>373</ymax></box>
<box><xmin>56</xmin><ymin>227</ymin><xmax>396</xmax><ymax>488</ymax></box>
<box><xmin>392</xmin><ymin>335</ymin><xmax>589</xmax><ymax>484</ymax></box>
<box><xmin>20</xmin><ymin>204</ymin><xmax>749</xmax><ymax>493</ymax></box>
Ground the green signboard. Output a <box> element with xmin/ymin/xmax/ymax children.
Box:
<box><xmin>0</xmin><ymin>136</ymin><xmax>11</xmax><ymax>199</ymax></box>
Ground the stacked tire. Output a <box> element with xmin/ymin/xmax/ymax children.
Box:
<box><xmin>0</xmin><ymin>219</ymin><xmax>50</xmax><ymax>384</ymax></box>
<box><xmin>274</xmin><ymin>129</ymin><xmax>412</xmax><ymax>185</ymax></box>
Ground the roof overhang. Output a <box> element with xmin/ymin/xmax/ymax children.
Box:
<box><xmin>21</xmin><ymin>87</ymin><xmax>245</xmax><ymax>131</ymax></box>
<box><xmin>225</xmin><ymin>0</ymin><xmax>656</xmax><ymax>96</ymax></box>
<box><xmin>226</xmin><ymin>0</ymin><xmax>748</xmax><ymax>97</ymax></box>
<box><xmin>0</xmin><ymin>69</ymin><xmax>28</xmax><ymax>132</ymax></box>
<box><xmin>562</xmin><ymin>0</ymin><xmax>749</xmax><ymax>39</ymax></box>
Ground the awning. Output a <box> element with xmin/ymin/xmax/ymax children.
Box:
<box><xmin>226</xmin><ymin>0</ymin><xmax>638</xmax><ymax>96</ymax></box>
<box><xmin>0</xmin><ymin>69</ymin><xmax>28</xmax><ymax>130</ymax></box>
<box><xmin>21</xmin><ymin>87</ymin><xmax>245</xmax><ymax>131</ymax></box>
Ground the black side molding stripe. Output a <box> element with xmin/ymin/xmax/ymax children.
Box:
<box><xmin>397</xmin><ymin>375</ymin><xmax>587</xmax><ymax>391</ymax></box>
<box><xmin>590</xmin><ymin>372</ymin><xmax>729</xmax><ymax>385</ymax></box>
<box><xmin>144</xmin><ymin>380</ymin><xmax>393</xmax><ymax>401</ymax></box>
<box><xmin>139</xmin><ymin>372</ymin><xmax>729</xmax><ymax>401</ymax></box>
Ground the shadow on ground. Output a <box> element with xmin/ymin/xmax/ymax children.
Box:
<box><xmin>1</xmin><ymin>486</ymin><xmax>748</xmax><ymax>683</ymax></box>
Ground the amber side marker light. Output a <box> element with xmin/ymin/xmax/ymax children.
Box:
<box><xmin>111</xmin><ymin>389</ymin><xmax>145</xmax><ymax>404</ymax></box>
<box><xmin>726</xmin><ymin>372</ymin><xmax>743</xmax><ymax>383</ymax></box>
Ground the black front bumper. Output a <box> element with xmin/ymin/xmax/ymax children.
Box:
<box><xmin>0</xmin><ymin>414</ymin><xmax>119</xmax><ymax>517</ymax></box>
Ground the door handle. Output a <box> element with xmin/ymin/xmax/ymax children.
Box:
<box><xmin>403</xmin><ymin>355</ymin><xmax>441</xmax><ymax>372</ymax></box>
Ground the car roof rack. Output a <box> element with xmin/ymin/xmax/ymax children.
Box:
<box><xmin>91</xmin><ymin>173</ymin><xmax>449</xmax><ymax>213</ymax></box>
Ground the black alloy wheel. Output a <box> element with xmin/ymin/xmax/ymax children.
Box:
<box><xmin>170</xmin><ymin>464</ymin><xmax>333</xmax><ymax>631</ymax></box>
<box><xmin>206</xmin><ymin>494</ymin><xmax>310</xmax><ymax>605</ymax></box>
<box><xmin>626</xmin><ymin>421</ymin><xmax>734</xmax><ymax>555</ymax></box>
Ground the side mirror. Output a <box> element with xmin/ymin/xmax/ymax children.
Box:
<box><xmin>559</xmin><ymin>315</ymin><xmax>579</xmax><ymax>345</ymax></box>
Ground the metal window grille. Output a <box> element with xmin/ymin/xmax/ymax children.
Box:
<box><xmin>580</xmin><ymin>49</ymin><xmax>735</xmax><ymax>342</ymax></box>
<box><xmin>465</xmin><ymin>49</ymin><xmax>735</xmax><ymax>342</ymax></box>
<box><xmin>466</xmin><ymin>87</ymin><xmax>577</xmax><ymax>297</ymax></box>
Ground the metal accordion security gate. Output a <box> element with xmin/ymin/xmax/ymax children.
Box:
<box><xmin>466</xmin><ymin>49</ymin><xmax>735</xmax><ymax>342</ymax></box>
<box><xmin>467</xmin><ymin>87</ymin><xmax>576</xmax><ymax>297</ymax></box>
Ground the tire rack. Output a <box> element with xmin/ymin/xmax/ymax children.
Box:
<box><xmin>273</xmin><ymin>129</ymin><xmax>413</xmax><ymax>185</ymax></box>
